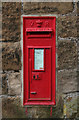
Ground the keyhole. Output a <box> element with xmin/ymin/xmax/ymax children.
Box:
<box><xmin>37</xmin><ymin>75</ymin><xmax>39</xmax><ymax>79</ymax></box>
<box><xmin>33</xmin><ymin>75</ymin><xmax>35</xmax><ymax>79</ymax></box>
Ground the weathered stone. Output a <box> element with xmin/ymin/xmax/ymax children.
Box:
<box><xmin>0</xmin><ymin>44</ymin><xmax>2</xmax><ymax>71</ymax></box>
<box><xmin>77</xmin><ymin>16</ymin><xmax>79</xmax><ymax>37</ymax></box>
<box><xmin>2</xmin><ymin>97</ymin><xmax>26</xmax><ymax>118</ymax></box>
<box><xmin>77</xmin><ymin>96</ymin><xmax>79</xmax><ymax>118</ymax></box>
<box><xmin>77</xmin><ymin>2</ymin><xmax>79</xmax><ymax>16</ymax></box>
<box><xmin>27</xmin><ymin>107</ymin><xmax>50</xmax><ymax>118</ymax></box>
<box><xmin>57</xmin><ymin>16</ymin><xmax>77</xmax><ymax>38</ymax></box>
<box><xmin>63</xmin><ymin>92</ymin><xmax>78</xmax><ymax>118</ymax></box>
<box><xmin>23</xmin><ymin>2</ymin><xmax>73</xmax><ymax>15</ymax></box>
<box><xmin>58</xmin><ymin>40</ymin><xmax>77</xmax><ymax>70</ymax></box>
<box><xmin>2</xmin><ymin>42</ymin><xmax>21</xmax><ymax>70</ymax></box>
<box><xmin>58</xmin><ymin>69</ymin><xmax>77</xmax><ymax>93</ymax></box>
<box><xmin>8</xmin><ymin>71</ymin><xmax>21</xmax><ymax>95</ymax></box>
<box><xmin>0</xmin><ymin>98</ymin><xmax>2</xmax><ymax>119</ymax></box>
<box><xmin>2</xmin><ymin>2</ymin><xmax>21</xmax><ymax>42</ymax></box>
<box><xmin>1</xmin><ymin>1</ymin><xmax>79</xmax><ymax>119</ymax></box>
<box><xmin>2</xmin><ymin>96</ymin><xmax>63</xmax><ymax>118</ymax></box>
<box><xmin>0</xmin><ymin>73</ymin><xmax>2</xmax><ymax>95</ymax></box>
<box><xmin>77</xmin><ymin>71</ymin><xmax>79</xmax><ymax>91</ymax></box>
<box><xmin>2</xmin><ymin>73</ymin><xmax>8</xmax><ymax>95</ymax></box>
<box><xmin>2</xmin><ymin>2</ymin><xmax>21</xmax><ymax>17</ymax></box>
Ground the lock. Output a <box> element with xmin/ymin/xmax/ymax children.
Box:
<box><xmin>35</xmin><ymin>74</ymin><xmax>39</xmax><ymax>80</ymax></box>
<box><xmin>37</xmin><ymin>75</ymin><xmax>39</xmax><ymax>79</ymax></box>
<box><xmin>32</xmin><ymin>73</ymin><xmax>41</xmax><ymax>80</ymax></box>
<box><xmin>33</xmin><ymin>75</ymin><xmax>35</xmax><ymax>80</ymax></box>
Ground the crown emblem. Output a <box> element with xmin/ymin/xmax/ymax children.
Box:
<box><xmin>36</xmin><ymin>20</ymin><xmax>43</xmax><ymax>27</ymax></box>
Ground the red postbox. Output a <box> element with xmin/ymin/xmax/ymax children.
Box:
<box><xmin>23</xmin><ymin>16</ymin><xmax>56</xmax><ymax>105</ymax></box>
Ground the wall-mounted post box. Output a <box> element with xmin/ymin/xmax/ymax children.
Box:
<box><xmin>23</xmin><ymin>16</ymin><xmax>56</xmax><ymax>105</ymax></box>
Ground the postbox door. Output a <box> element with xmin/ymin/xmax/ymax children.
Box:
<box><xmin>28</xmin><ymin>47</ymin><xmax>52</xmax><ymax>101</ymax></box>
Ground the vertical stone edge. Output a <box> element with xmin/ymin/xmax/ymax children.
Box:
<box><xmin>21</xmin><ymin>15</ymin><xmax>23</xmax><ymax>107</ymax></box>
<box><xmin>77</xmin><ymin>2</ymin><xmax>79</xmax><ymax>118</ymax></box>
<box><xmin>0</xmin><ymin>1</ymin><xmax>2</xmax><ymax>120</ymax></box>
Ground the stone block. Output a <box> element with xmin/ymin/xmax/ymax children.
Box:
<box><xmin>2</xmin><ymin>42</ymin><xmax>21</xmax><ymax>70</ymax></box>
<box><xmin>63</xmin><ymin>92</ymin><xmax>78</xmax><ymax>118</ymax></box>
<box><xmin>8</xmin><ymin>71</ymin><xmax>21</xmax><ymax>95</ymax></box>
<box><xmin>77</xmin><ymin>2</ymin><xmax>79</xmax><ymax>16</ymax></box>
<box><xmin>77</xmin><ymin>16</ymin><xmax>79</xmax><ymax>37</ymax></box>
<box><xmin>2</xmin><ymin>2</ymin><xmax>21</xmax><ymax>17</ymax></box>
<box><xmin>0</xmin><ymin>98</ymin><xmax>2</xmax><ymax>120</ymax></box>
<box><xmin>2</xmin><ymin>97</ymin><xmax>26</xmax><ymax>118</ymax></box>
<box><xmin>2</xmin><ymin>2</ymin><xmax>21</xmax><ymax>42</ymax></box>
<box><xmin>57</xmin><ymin>16</ymin><xmax>77</xmax><ymax>38</ymax></box>
<box><xmin>0</xmin><ymin>73</ymin><xmax>2</xmax><ymax>95</ymax></box>
<box><xmin>58</xmin><ymin>69</ymin><xmax>77</xmax><ymax>93</ymax></box>
<box><xmin>77</xmin><ymin>71</ymin><xmax>79</xmax><ymax>91</ymax></box>
<box><xmin>0</xmin><ymin>43</ymin><xmax>2</xmax><ymax>71</ymax></box>
<box><xmin>58</xmin><ymin>40</ymin><xmax>77</xmax><ymax>70</ymax></box>
<box><xmin>23</xmin><ymin>2</ymin><xmax>73</xmax><ymax>15</ymax></box>
<box><xmin>2</xmin><ymin>96</ymin><xmax>63</xmax><ymax>118</ymax></box>
<box><xmin>2</xmin><ymin>73</ymin><xmax>8</xmax><ymax>95</ymax></box>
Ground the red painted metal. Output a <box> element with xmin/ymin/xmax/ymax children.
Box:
<box><xmin>23</xmin><ymin>16</ymin><xmax>56</xmax><ymax>105</ymax></box>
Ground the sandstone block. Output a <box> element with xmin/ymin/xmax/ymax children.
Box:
<box><xmin>23</xmin><ymin>2</ymin><xmax>73</xmax><ymax>15</ymax></box>
<box><xmin>77</xmin><ymin>16</ymin><xmax>79</xmax><ymax>37</ymax></box>
<box><xmin>0</xmin><ymin>44</ymin><xmax>2</xmax><ymax>71</ymax></box>
<box><xmin>57</xmin><ymin>16</ymin><xmax>77</xmax><ymax>38</ymax></box>
<box><xmin>2</xmin><ymin>96</ymin><xmax>63</xmax><ymax>118</ymax></box>
<box><xmin>2</xmin><ymin>42</ymin><xmax>21</xmax><ymax>70</ymax></box>
<box><xmin>58</xmin><ymin>69</ymin><xmax>77</xmax><ymax>93</ymax></box>
<box><xmin>2</xmin><ymin>2</ymin><xmax>21</xmax><ymax>42</ymax></box>
<box><xmin>63</xmin><ymin>92</ymin><xmax>78</xmax><ymax>118</ymax></box>
<box><xmin>2</xmin><ymin>97</ymin><xmax>26</xmax><ymax>118</ymax></box>
<box><xmin>8</xmin><ymin>71</ymin><xmax>21</xmax><ymax>95</ymax></box>
<box><xmin>0</xmin><ymin>73</ymin><xmax>2</xmax><ymax>95</ymax></box>
<box><xmin>2</xmin><ymin>73</ymin><xmax>8</xmax><ymax>95</ymax></box>
<box><xmin>58</xmin><ymin>40</ymin><xmax>77</xmax><ymax>70</ymax></box>
<box><xmin>0</xmin><ymin>98</ymin><xmax>2</xmax><ymax>119</ymax></box>
<box><xmin>77</xmin><ymin>71</ymin><xmax>79</xmax><ymax>91</ymax></box>
<box><xmin>77</xmin><ymin>2</ymin><xmax>79</xmax><ymax>16</ymax></box>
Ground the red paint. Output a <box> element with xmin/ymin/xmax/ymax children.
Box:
<box><xmin>23</xmin><ymin>16</ymin><xmax>56</xmax><ymax>105</ymax></box>
<box><xmin>50</xmin><ymin>107</ymin><xmax>52</xmax><ymax>116</ymax></box>
<box><xmin>25</xmin><ymin>107</ymin><xmax>28</xmax><ymax>115</ymax></box>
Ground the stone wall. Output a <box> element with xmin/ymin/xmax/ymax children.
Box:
<box><xmin>1</xmin><ymin>1</ymin><xmax>79</xmax><ymax>119</ymax></box>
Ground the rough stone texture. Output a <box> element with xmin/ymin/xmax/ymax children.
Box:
<box><xmin>27</xmin><ymin>105</ymin><xmax>63</xmax><ymax>118</ymax></box>
<box><xmin>0</xmin><ymin>44</ymin><xmax>2</xmax><ymax>71</ymax></box>
<box><xmin>23</xmin><ymin>2</ymin><xmax>74</xmax><ymax>15</ymax></box>
<box><xmin>2</xmin><ymin>42</ymin><xmax>21</xmax><ymax>70</ymax></box>
<box><xmin>63</xmin><ymin>92</ymin><xmax>78</xmax><ymax>118</ymax></box>
<box><xmin>0</xmin><ymin>73</ymin><xmax>2</xmax><ymax>95</ymax></box>
<box><xmin>27</xmin><ymin>107</ymin><xmax>50</xmax><ymax>118</ymax></box>
<box><xmin>2</xmin><ymin>2</ymin><xmax>21</xmax><ymax>42</ymax></box>
<box><xmin>58</xmin><ymin>69</ymin><xmax>77</xmax><ymax>94</ymax></box>
<box><xmin>2</xmin><ymin>73</ymin><xmax>8</xmax><ymax>95</ymax></box>
<box><xmin>57</xmin><ymin>16</ymin><xmax>77</xmax><ymax>38</ymax></box>
<box><xmin>8</xmin><ymin>71</ymin><xmax>21</xmax><ymax>95</ymax></box>
<box><xmin>1</xmin><ymin>1</ymin><xmax>79</xmax><ymax>119</ymax></box>
<box><xmin>58</xmin><ymin>40</ymin><xmax>77</xmax><ymax>70</ymax></box>
<box><xmin>2</xmin><ymin>97</ymin><xmax>26</xmax><ymax>118</ymax></box>
<box><xmin>77</xmin><ymin>2</ymin><xmax>79</xmax><ymax>16</ymax></box>
<box><xmin>77</xmin><ymin>96</ymin><xmax>79</xmax><ymax>118</ymax></box>
<box><xmin>77</xmin><ymin>71</ymin><xmax>79</xmax><ymax>91</ymax></box>
<box><xmin>2</xmin><ymin>96</ymin><xmax>63</xmax><ymax>118</ymax></box>
<box><xmin>77</xmin><ymin>16</ymin><xmax>79</xmax><ymax>37</ymax></box>
<box><xmin>0</xmin><ymin>98</ymin><xmax>2</xmax><ymax>120</ymax></box>
<box><xmin>77</xmin><ymin>40</ymin><xmax>79</xmax><ymax>71</ymax></box>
